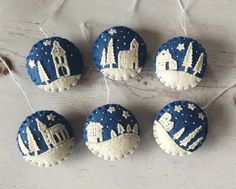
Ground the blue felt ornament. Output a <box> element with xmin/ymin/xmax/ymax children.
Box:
<box><xmin>83</xmin><ymin>104</ymin><xmax>140</xmax><ymax>161</ymax></box>
<box><xmin>17</xmin><ymin>110</ymin><xmax>74</xmax><ymax>167</ymax></box>
<box><xmin>26</xmin><ymin>37</ymin><xmax>83</xmax><ymax>92</ymax></box>
<box><xmin>153</xmin><ymin>100</ymin><xmax>208</xmax><ymax>156</ymax></box>
<box><xmin>152</xmin><ymin>36</ymin><xmax>207</xmax><ymax>90</ymax></box>
<box><xmin>93</xmin><ymin>26</ymin><xmax>147</xmax><ymax>81</ymax></box>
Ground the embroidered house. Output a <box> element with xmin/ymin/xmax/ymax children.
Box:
<box><xmin>86</xmin><ymin>122</ymin><xmax>103</xmax><ymax>143</ymax></box>
<box><xmin>156</xmin><ymin>49</ymin><xmax>177</xmax><ymax>71</ymax></box>
<box><xmin>158</xmin><ymin>112</ymin><xmax>174</xmax><ymax>132</ymax></box>
<box><xmin>36</xmin><ymin>119</ymin><xmax>70</xmax><ymax>149</ymax></box>
<box><xmin>51</xmin><ymin>41</ymin><xmax>70</xmax><ymax>78</ymax></box>
<box><xmin>118</xmin><ymin>38</ymin><xmax>139</xmax><ymax>69</ymax></box>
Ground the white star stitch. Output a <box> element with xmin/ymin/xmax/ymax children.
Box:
<box><xmin>174</xmin><ymin>105</ymin><xmax>183</xmax><ymax>113</ymax></box>
<box><xmin>188</xmin><ymin>103</ymin><xmax>196</xmax><ymax>110</ymax></box>
<box><xmin>107</xmin><ymin>107</ymin><xmax>115</xmax><ymax>113</ymax></box>
<box><xmin>28</xmin><ymin>59</ymin><xmax>36</xmax><ymax>68</ymax></box>
<box><xmin>47</xmin><ymin>113</ymin><xmax>56</xmax><ymax>121</ymax></box>
<box><xmin>108</xmin><ymin>29</ymin><xmax>117</xmax><ymax>35</ymax></box>
<box><xmin>122</xmin><ymin>111</ymin><xmax>130</xmax><ymax>119</ymax></box>
<box><xmin>177</xmin><ymin>43</ymin><xmax>185</xmax><ymax>51</ymax></box>
<box><xmin>198</xmin><ymin>112</ymin><xmax>205</xmax><ymax>120</ymax></box>
<box><xmin>43</xmin><ymin>40</ymin><xmax>51</xmax><ymax>46</ymax></box>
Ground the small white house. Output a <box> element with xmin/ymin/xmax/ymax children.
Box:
<box><xmin>86</xmin><ymin>122</ymin><xmax>103</xmax><ymax>143</ymax></box>
<box><xmin>158</xmin><ymin>112</ymin><xmax>174</xmax><ymax>132</ymax></box>
<box><xmin>156</xmin><ymin>49</ymin><xmax>177</xmax><ymax>71</ymax></box>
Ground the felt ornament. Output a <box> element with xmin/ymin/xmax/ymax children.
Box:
<box><xmin>153</xmin><ymin>100</ymin><xmax>208</xmax><ymax>156</ymax></box>
<box><xmin>17</xmin><ymin>110</ymin><xmax>74</xmax><ymax>167</ymax></box>
<box><xmin>152</xmin><ymin>36</ymin><xmax>207</xmax><ymax>90</ymax></box>
<box><xmin>93</xmin><ymin>26</ymin><xmax>147</xmax><ymax>81</ymax></box>
<box><xmin>26</xmin><ymin>37</ymin><xmax>83</xmax><ymax>92</ymax></box>
<box><xmin>83</xmin><ymin>104</ymin><xmax>140</xmax><ymax>161</ymax></box>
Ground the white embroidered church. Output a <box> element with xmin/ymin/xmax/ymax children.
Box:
<box><xmin>101</xmin><ymin>38</ymin><xmax>139</xmax><ymax>70</ymax></box>
<box><xmin>51</xmin><ymin>41</ymin><xmax>70</xmax><ymax>78</ymax></box>
<box><xmin>86</xmin><ymin>122</ymin><xmax>103</xmax><ymax>143</ymax></box>
<box><xmin>36</xmin><ymin>119</ymin><xmax>70</xmax><ymax>149</ymax></box>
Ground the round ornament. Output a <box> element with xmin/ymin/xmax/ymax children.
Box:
<box><xmin>83</xmin><ymin>104</ymin><xmax>140</xmax><ymax>161</ymax></box>
<box><xmin>93</xmin><ymin>26</ymin><xmax>147</xmax><ymax>81</ymax></box>
<box><xmin>26</xmin><ymin>37</ymin><xmax>83</xmax><ymax>92</ymax></box>
<box><xmin>17</xmin><ymin>110</ymin><xmax>74</xmax><ymax>167</ymax></box>
<box><xmin>153</xmin><ymin>36</ymin><xmax>207</xmax><ymax>90</ymax></box>
<box><xmin>153</xmin><ymin>101</ymin><xmax>208</xmax><ymax>156</ymax></box>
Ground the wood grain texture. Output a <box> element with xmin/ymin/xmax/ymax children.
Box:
<box><xmin>0</xmin><ymin>0</ymin><xmax>236</xmax><ymax>188</ymax></box>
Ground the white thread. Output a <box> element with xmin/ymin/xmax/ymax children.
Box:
<box><xmin>178</xmin><ymin>0</ymin><xmax>191</xmax><ymax>37</ymax></box>
<box><xmin>79</xmin><ymin>22</ymin><xmax>111</xmax><ymax>104</ymax></box>
<box><xmin>202</xmin><ymin>83</ymin><xmax>236</xmax><ymax>110</ymax></box>
<box><xmin>0</xmin><ymin>57</ymin><xmax>35</xmax><ymax>113</ymax></box>
<box><xmin>39</xmin><ymin>0</ymin><xmax>65</xmax><ymax>38</ymax></box>
<box><xmin>121</xmin><ymin>0</ymin><xmax>139</xmax><ymax>25</ymax></box>
<box><xmin>79</xmin><ymin>22</ymin><xmax>92</xmax><ymax>48</ymax></box>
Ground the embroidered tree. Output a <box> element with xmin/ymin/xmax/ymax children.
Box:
<box><xmin>132</xmin><ymin>124</ymin><xmax>138</xmax><ymax>134</ymax></box>
<box><xmin>183</xmin><ymin>42</ymin><xmax>193</xmax><ymax>72</ymax></box>
<box><xmin>18</xmin><ymin>134</ymin><xmax>29</xmax><ymax>155</ymax></box>
<box><xmin>107</xmin><ymin>39</ymin><xmax>116</xmax><ymax>68</ymax></box>
<box><xmin>27</xmin><ymin>127</ymin><xmax>40</xmax><ymax>155</ymax></box>
<box><xmin>117</xmin><ymin>123</ymin><xmax>125</xmax><ymax>134</ymax></box>
<box><xmin>37</xmin><ymin>61</ymin><xmax>50</xmax><ymax>84</ymax></box>
<box><xmin>101</xmin><ymin>49</ymin><xmax>107</xmax><ymax>67</ymax></box>
<box><xmin>110</xmin><ymin>130</ymin><xmax>117</xmax><ymax>139</ymax></box>
<box><xmin>126</xmin><ymin>124</ymin><xmax>131</xmax><ymax>133</ymax></box>
<box><xmin>193</xmin><ymin>53</ymin><xmax>204</xmax><ymax>75</ymax></box>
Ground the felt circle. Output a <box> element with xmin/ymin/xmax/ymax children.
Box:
<box><xmin>153</xmin><ymin>100</ymin><xmax>208</xmax><ymax>156</ymax></box>
<box><xmin>83</xmin><ymin>104</ymin><xmax>140</xmax><ymax>161</ymax></box>
<box><xmin>93</xmin><ymin>26</ymin><xmax>147</xmax><ymax>81</ymax></box>
<box><xmin>152</xmin><ymin>36</ymin><xmax>207</xmax><ymax>90</ymax></box>
<box><xmin>17</xmin><ymin>110</ymin><xmax>74</xmax><ymax>167</ymax></box>
<box><xmin>26</xmin><ymin>37</ymin><xmax>83</xmax><ymax>92</ymax></box>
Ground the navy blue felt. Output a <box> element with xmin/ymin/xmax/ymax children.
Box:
<box><xmin>156</xmin><ymin>101</ymin><xmax>208</xmax><ymax>152</ymax></box>
<box><xmin>152</xmin><ymin>36</ymin><xmax>207</xmax><ymax>79</ymax></box>
<box><xmin>26</xmin><ymin>36</ymin><xmax>83</xmax><ymax>86</ymax></box>
<box><xmin>93</xmin><ymin>26</ymin><xmax>147</xmax><ymax>70</ymax></box>
<box><xmin>17</xmin><ymin>110</ymin><xmax>74</xmax><ymax>156</ymax></box>
<box><xmin>83</xmin><ymin>104</ymin><xmax>139</xmax><ymax>142</ymax></box>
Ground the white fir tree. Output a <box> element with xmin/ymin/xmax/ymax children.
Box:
<box><xmin>132</xmin><ymin>124</ymin><xmax>138</xmax><ymax>134</ymax></box>
<box><xmin>110</xmin><ymin>130</ymin><xmax>117</xmax><ymax>139</ymax></box>
<box><xmin>106</xmin><ymin>39</ymin><xmax>116</xmax><ymax>68</ymax></box>
<box><xmin>101</xmin><ymin>49</ymin><xmax>107</xmax><ymax>67</ymax></box>
<box><xmin>126</xmin><ymin>124</ymin><xmax>131</xmax><ymax>133</ymax></box>
<box><xmin>183</xmin><ymin>42</ymin><xmax>193</xmax><ymax>72</ymax></box>
<box><xmin>117</xmin><ymin>123</ymin><xmax>125</xmax><ymax>134</ymax></box>
<box><xmin>37</xmin><ymin>61</ymin><xmax>50</xmax><ymax>84</ymax></box>
<box><xmin>193</xmin><ymin>53</ymin><xmax>204</xmax><ymax>75</ymax></box>
<box><xmin>26</xmin><ymin>127</ymin><xmax>40</xmax><ymax>155</ymax></box>
<box><xmin>18</xmin><ymin>134</ymin><xmax>29</xmax><ymax>155</ymax></box>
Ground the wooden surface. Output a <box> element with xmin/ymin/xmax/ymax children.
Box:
<box><xmin>0</xmin><ymin>0</ymin><xmax>236</xmax><ymax>188</ymax></box>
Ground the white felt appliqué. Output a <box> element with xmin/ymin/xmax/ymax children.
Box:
<box><xmin>86</xmin><ymin>133</ymin><xmax>140</xmax><ymax>161</ymax></box>
<box><xmin>17</xmin><ymin>111</ymin><xmax>75</xmax><ymax>167</ymax></box>
<box><xmin>154</xmin><ymin>37</ymin><xmax>207</xmax><ymax>90</ymax></box>
<box><xmin>84</xmin><ymin>104</ymin><xmax>140</xmax><ymax>161</ymax></box>
<box><xmin>101</xmin><ymin>38</ymin><xmax>141</xmax><ymax>81</ymax></box>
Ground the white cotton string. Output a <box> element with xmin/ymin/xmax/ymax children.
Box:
<box><xmin>38</xmin><ymin>0</ymin><xmax>65</xmax><ymax>38</ymax></box>
<box><xmin>202</xmin><ymin>83</ymin><xmax>236</xmax><ymax>110</ymax></box>
<box><xmin>0</xmin><ymin>57</ymin><xmax>35</xmax><ymax>113</ymax></box>
<box><xmin>121</xmin><ymin>0</ymin><xmax>139</xmax><ymax>25</ymax></box>
<box><xmin>178</xmin><ymin>0</ymin><xmax>190</xmax><ymax>37</ymax></box>
<box><xmin>79</xmin><ymin>22</ymin><xmax>111</xmax><ymax>104</ymax></box>
<box><xmin>79</xmin><ymin>22</ymin><xmax>92</xmax><ymax>48</ymax></box>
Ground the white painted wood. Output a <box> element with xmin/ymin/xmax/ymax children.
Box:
<box><xmin>0</xmin><ymin>0</ymin><xmax>236</xmax><ymax>188</ymax></box>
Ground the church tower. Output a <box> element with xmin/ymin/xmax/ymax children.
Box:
<box><xmin>51</xmin><ymin>41</ymin><xmax>70</xmax><ymax>78</ymax></box>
